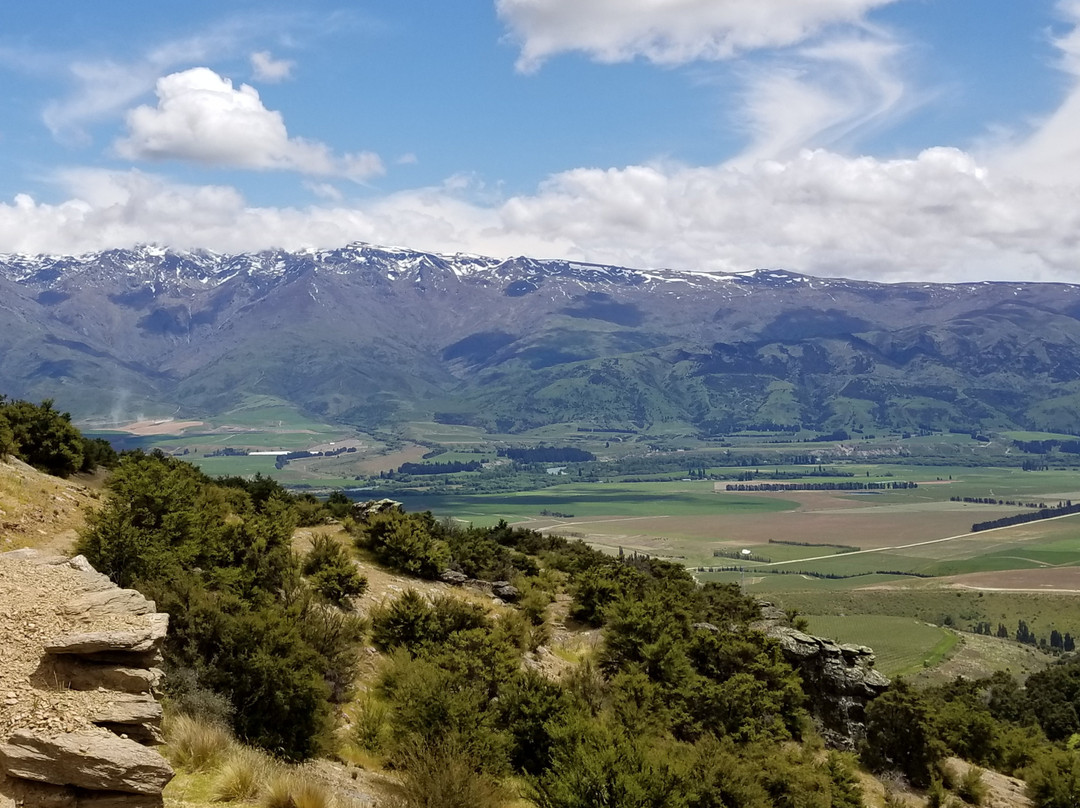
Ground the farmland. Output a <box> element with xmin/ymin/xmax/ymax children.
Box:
<box><xmin>803</xmin><ymin>615</ymin><xmax>958</xmax><ymax>678</ymax></box>
<box><xmin>86</xmin><ymin>415</ymin><xmax>1080</xmax><ymax>681</ymax></box>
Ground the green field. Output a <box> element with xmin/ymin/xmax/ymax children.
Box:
<box><xmin>401</xmin><ymin>480</ymin><xmax>799</xmax><ymax>522</ymax></box>
<box><xmin>86</xmin><ymin>414</ymin><xmax>1080</xmax><ymax>679</ymax></box>
<box><xmin>804</xmin><ymin>614</ymin><xmax>958</xmax><ymax>678</ymax></box>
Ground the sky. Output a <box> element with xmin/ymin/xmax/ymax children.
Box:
<box><xmin>2</xmin><ymin>0</ymin><xmax>1080</xmax><ymax>282</ymax></box>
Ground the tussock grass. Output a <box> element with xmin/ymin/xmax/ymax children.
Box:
<box><xmin>165</xmin><ymin>713</ymin><xmax>236</xmax><ymax>772</ymax></box>
<box><xmin>260</xmin><ymin>772</ymin><xmax>339</xmax><ymax>808</ymax></box>
<box><xmin>163</xmin><ymin>710</ymin><xmax>362</xmax><ymax>807</ymax></box>
<box><xmin>212</xmin><ymin>747</ymin><xmax>269</xmax><ymax>802</ymax></box>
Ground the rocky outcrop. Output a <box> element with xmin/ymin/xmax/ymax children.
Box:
<box><xmin>754</xmin><ymin>601</ymin><xmax>889</xmax><ymax>749</ymax></box>
<box><xmin>0</xmin><ymin>550</ymin><xmax>173</xmax><ymax>807</ymax></box>
<box><xmin>0</xmin><ymin>730</ymin><xmax>172</xmax><ymax>794</ymax></box>
<box><xmin>351</xmin><ymin>499</ymin><xmax>402</xmax><ymax>521</ymax></box>
<box><xmin>439</xmin><ymin>571</ymin><xmax>521</xmax><ymax>603</ymax></box>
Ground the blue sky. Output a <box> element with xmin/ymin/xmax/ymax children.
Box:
<box><xmin>2</xmin><ymin>0</ymin><xmax>1080</xmax><ymax>282</ymax></box>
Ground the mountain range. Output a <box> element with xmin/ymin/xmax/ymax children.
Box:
<box><xmin>3</xmin><ymin>243</ymin><xmax>1080</xmax><ymax>436</ymax></box>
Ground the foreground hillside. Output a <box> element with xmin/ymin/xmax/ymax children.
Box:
<box><xmin>6</xmin><ymin>244</ymin><xmax>1080</xmax><ymax>435</ymax></box>
<box><xmin>5</xmin><ymin>443</ymin><xmax>1080</xmax><ymax>806</ymax></box>
<box><xmin>0</xmin><ymin>457</ymin><xmax>97</xmax><ymax>553</ymax></box>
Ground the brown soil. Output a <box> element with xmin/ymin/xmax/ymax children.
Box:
<box><xmin>116</xmin><ymin>419</ymin><xmax>205</xmax><ymax>436</ymax></box>
<box><xmin>941</xmin><ymin>566</ymin><xmax>1080</xmax><ymax>592</ymax></box>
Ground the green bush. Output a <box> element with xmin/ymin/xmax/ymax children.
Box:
<box><xmin>302</xmin><ymin>534</ymin><xmax>367</xmax><ymax>606</ymax></box>
<box><xmin>1026</xmin><ymin>748</ymin><xmax>1080</xmax><ymax>808</ymax></box>
<box><xmin>355</xmin><ymin>510</ymin><xmax>449</xmax><ymax>578</ymax></box>
<box><xmin>77</xmin><ymin>451</ymin><xmax>357</xmax><ymax>761</ymax></box>
<box><xmin>957</xmin><ymin>766</ymin><xmax>987</xmax><ymax>806</ymax></box>
<box><xmin>0</xmin><ymin>397</ymin><xmax>84</xmax><ymax>476</ymax></box>
<box><xmin>862</xmin><ymin>680</ymin><xmax>945</xmax><ymax>788</ymax></box>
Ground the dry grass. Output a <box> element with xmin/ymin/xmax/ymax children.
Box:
<box><xmin>164</xmin><ymin>714</ymin><xmax>237</xmax><ymax>773</ymax></box>
<box><xmin>260</xmin><ymin>772</ymin><xmax>340</xmax><ymax>808</ymax></box>
<box><xmin>212</xmin><ymin>747</ymin><xmax>269</xmax><ymax>802</ymax></box>
<box><xmin>0</xmin><ymin>457</ymin><xmax>98</xmax><ymax>553</ymax></box>
<box><xmin>383</xmin><ymin>741</ymin><xmax>506</xmax><ymax>808</ymax></box>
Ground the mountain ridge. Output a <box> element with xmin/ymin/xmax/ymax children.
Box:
<box><xmin>4</xmin><ymin>243</ymin><xmax>1080</xmax><ymax>436</ymax></box>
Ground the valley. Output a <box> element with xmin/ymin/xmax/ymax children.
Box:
<box><xmin>90</xmin><ymin>403</ymin><xmax>1080</xmax><ymax>691</ymax></box>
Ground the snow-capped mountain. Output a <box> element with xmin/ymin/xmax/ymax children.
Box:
<box><xmin>3</xmin><ymin>242</ymin><xmax>1080</xmax><ymax>434</ymax></box>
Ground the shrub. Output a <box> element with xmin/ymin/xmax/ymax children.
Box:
<box><xmin>1025</xmin><ymin>748</ymin><xmax>1080</xmax><ymax>808</ymax></box>
<box><xmin>925</xmin><ymin>776</ymin><xmax>948</xmax><ymax>808</ymax></box>
<box><xmin>165</xmin><ymin>667</ymin><xmax>235</xmax><ymax>727</ymax></box>
<box><xmin>0</xmin><ymin>398</ymin><xmax>84</xmax><ymax>477</ymax></box>
<box><xmin>0</xmin><ymin>412</ymin><xmax>15</xmax><ymax>460</ymax></box>
<box><xmin>352</xmin><ymin>693</ymin><xmax>390</xmax><ymax>753</ymax></box>
<box><xmin>957</xmin><ymin>766</ymin><xmax>987</xmax><ymax>806</ymax></box>
<box><xmin>303</xmin><ymin>535</ymin><xmax>368</xmax><ymax>606</ymax></box>
<box><xmin>388</xmin><ymin>738</ymin><xmax>506</xmax><ymax>808</ymax></box>
<box><xmin>355</xmin><ymin>511</ymin><xmax>449</xmax><ymax>578</ymax></box>
<box><xmin>862</xmin><ymin>680</ymin><xmax>945</xmax><ymax>788</ymax></box>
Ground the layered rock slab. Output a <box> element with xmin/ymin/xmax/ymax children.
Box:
<box><xmin>0</xmin><ymin>550</ymin><xmax>173</xmax><ymax>806</ymax></box>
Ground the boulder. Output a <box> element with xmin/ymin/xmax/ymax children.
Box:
<box><xmin>754</xmin><ymin>600</ymin><xmax>889</xmax><ymax>749</ymax></box>
<box><xmin>491</xmin><ymin>582</ymin><xmax>520</xmax><ymax>602</ymax></box>
<box><xmin>0</xmin><ymin>729</ymin><xmax>173</xmax><ymax>795</ymax></box>
<box><xmin>439</xmin><ymin>570</ymin><xmax>469</xmax><ymax>586</ymax></box>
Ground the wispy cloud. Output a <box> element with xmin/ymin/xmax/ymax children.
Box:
<box><xmin>497</xmin><ymin>0</ymin><xmax>902</xmax><ymax>72</ymax></box>
<box><xmin>731</xmin><ymin>30</ymin><xmax>909</xmax><ymax>164</ymax></box>
<box><xmin>992</xmin><ymin>0</ymin><xmax>1080</xmax><ymax>184</ymax></box>
<box><xmin>250</xmin><ymin>50</ymin><xmax>294</xmax><ymax>82</ymax></box>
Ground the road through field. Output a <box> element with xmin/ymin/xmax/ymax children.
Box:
<box><xmin>761</xmin><ymin>510</ymin><xmax>1080</xmax><ymax>568</ymax></box>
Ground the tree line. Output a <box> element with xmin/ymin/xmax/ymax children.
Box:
<box><xmin>971</xmin><ymin>500</ymin><xmax>1080</xmax><ymax>532</ymax></box>
<box><xmin>725</xmin><ymin>481</ymin><xmax>918</xmax><ymax>492</ymax></box>
<box><xmin>498</xmin><ymin>446</ymin><xmax>596</xmax><ymax>463</ymax></box>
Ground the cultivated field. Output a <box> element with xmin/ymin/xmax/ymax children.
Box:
<box><xmin>804</xmin><ymin>614</ymin><xmax>957</xmax><ymax>678</ymax></box>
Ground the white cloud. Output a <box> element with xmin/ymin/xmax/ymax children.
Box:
<box><xmin>991</xmin><ymin>0</ymin><xmax>1080</xmax><ymax>184</ymax></box>
<box><xmin>250</xmin><ymin>50</ymin><xmax>294</xmax><ymax>82</ymax></box>
<box><xmin>497</xmin><ymin>0</ymin><xmax>901</xmax><ymax>72</ymax></box>
<box><xmin>114</xmin><ymin>68</ymin><xmax>383</xmax><ymax>181</ymax></box>
<box><xmin>724</xmin><ymin>31</ymin><xmax>912</xmax><ymax>168</ymax></box>
<box><xmin>42</xmin><ymin>25</ymin><xmax>252</xmax><ymax>142</ymax></box>
<box><xmin>4</xmin><ymin>150</ymin><xmax>1080</xmax><ymax>284</ymax></box>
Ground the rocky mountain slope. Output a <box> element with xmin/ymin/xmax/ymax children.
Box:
<box><xmin>0</xmin><ymin>549</ymin><xmax>172</xmax><ymax>807</ymax></box>
<box><xmin>5</xmin><ymin>243</ymin><xmax>1080</xmax><ymax>434</ymax></box>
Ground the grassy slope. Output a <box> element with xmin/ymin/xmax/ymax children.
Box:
<box><xmin>0</xmin><ymin>457</ymin><xmax>99</xmax><ymax>554</ymax></box>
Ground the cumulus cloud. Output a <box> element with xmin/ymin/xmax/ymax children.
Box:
<box><xmin>4</xmin><ymin>150</ymin><xmax>1080</xmax><ymax>284</ymax></box>
<box><xmin>497</xmin><ymin>0</ymin><xmax>901</xmax><ymax>71</ymax></box>
<box><xmin>43</xmin><ymin>23</ymin><xmax>258</xmax><ymax>142</ymax></box>
<box><xmin>250</xmin><ymin>50</ymin><xmax>294</xmax><ymax>82</ymax></box>
<box><xmin>114</xmin><ymin>68</ymin><xmax>383</xmax><ymax>181</ymax></box>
